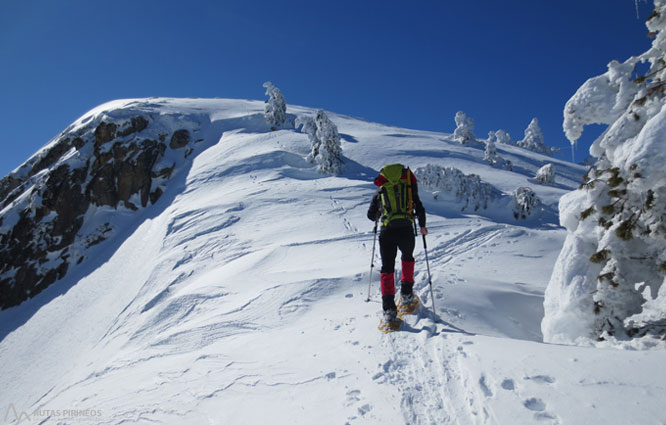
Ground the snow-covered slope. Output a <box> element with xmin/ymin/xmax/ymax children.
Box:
<box><xmin>1</xmin><ymin>98</ymin><xmax>664</xmax><ymax>425</ymax></box>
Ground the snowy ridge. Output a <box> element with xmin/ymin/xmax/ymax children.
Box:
<box><xmin>1</xmin><ymin>98</ymin><xmax>664</xmax><ymax>424</ymax></box>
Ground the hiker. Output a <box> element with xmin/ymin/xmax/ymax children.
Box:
<box><xmin>367</xmin><ymin>163</ymin><xmax>427</xmax><ymax>324</ymax></box>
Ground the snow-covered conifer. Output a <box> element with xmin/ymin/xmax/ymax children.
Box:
<box><xmin>536</xmin><ymin>163</ymin><xmax>555</xmax><ymax>185</ymax></box>
<box><xmin>495</xmin><ymin>129</ymin><xmax>515</xmax><ymax>145</ymax></box>
<box><xmin>517</xmin><ymin>118</ymin><xmax>556</xmax><ymax>156</ymax></box>
<box><xmin>314</xmin><ymin>110</ymin><xmax>343</xmax><ymax>174</ymax></box>
<box><xmin>262</xmin><ymin>81</ymin><xmax>286</xmax><ymax>130</ymax></box>
<box><xmin>453</xmin><ymin>111</ymin><xmax>476</xmax><ymax>145</ymax></box>
<box><xmin>512</xmin><ymin>187</ymin><xmax>541</xmax><ymax>219</ymax></box>
<box><xmin>543</xmin><ymin>0</ymin><xmax>666</xmax><ymax>347</ymax></box>
<box><xmin>297</xmin><ymin>110</ymin><xmax>342</xmax><ymax>174</ymax></box>
<box><xmin>484</xmin><ymin>132</ymin><xmax>501</xmax><ymax>166</ymax></box>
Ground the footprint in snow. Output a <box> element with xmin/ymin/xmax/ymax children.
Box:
<box><xmin>535</xmin><ymin>411</ymin><xmax>560</xmax><ymax>422</ymax></box>
<box><xmin>345</xmin><ymin>389</ymin><xmax>361</xmax><ymax>406</ymax></box>
<box><xmin>525</xmin><ymin>375</ymin><xmax>556</xmax><ymax>384</ymax></box>
<box><xmin>502</xmin><ymin>379</ymin><xmax>559</xmax><ymax>423</ymax></box>
<box><xmin>357</xmin><ymin>404</ymin><xmax>372</xmax><ymax>416</ymax></box>
<box><xmin>479</xmin><ymin>375</ymin><xmax>493</xmax><ymax>397</ymax></box>
<box><xmin>525</xmin><ymin>399</ymin><xmax>560</xmax><ymax>424</ymax></box>
<box><xmin>524</xmin><ymin>397</ymin><xmax>546</xmax><ymax>412</ymax></box>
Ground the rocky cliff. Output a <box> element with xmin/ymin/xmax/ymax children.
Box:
<box><xmin>0</xmin><ymin>99</ymin><xmax>217</xmax><ymax>309</ymax></box>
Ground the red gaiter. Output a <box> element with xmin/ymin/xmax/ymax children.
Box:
<box><xmin>380</xmin><ymin>273</ymin><xmax>395</xmax><ymax>296</ymax></box>
<box><xmin>401</xmin><ymin>260</ymin><xmax>415</xmax><ymax>283</ymax></box>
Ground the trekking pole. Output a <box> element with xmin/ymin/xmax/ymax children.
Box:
<box><xmin>422</xmin><ymin>234</ymin><xmax>436</xmax><ymax>312</ymax></box>
<box><xmin>366</xmin><ymin>221</ymin><xmax>378</xmax><ymax>302</ymax></box>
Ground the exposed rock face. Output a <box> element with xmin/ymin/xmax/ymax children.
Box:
<box><xmin>169</xmin><ymin>129</ymin><xmax>190</xmax><ymax>149</ymax></box>
<box><xmin>0</xmin><ymin>108</ymin><xmax>198</xmax><ymax>310</ymax></box>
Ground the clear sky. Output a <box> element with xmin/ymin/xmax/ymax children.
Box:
<box><xmin>0</xmin><ymin>0</ymin><xmax>655</xmax><ymax>177</ymax></box>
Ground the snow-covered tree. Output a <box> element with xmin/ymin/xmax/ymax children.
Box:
<box><xmin>495</xmin><ymin>129</ymin><xmax>515</xmax><ymax>145</ymax></box>
<box><xmin>453</xmin><ymin>111</ymin><xmax>476</xmax><ymax>145</ymax></box>
<box><xmin>517</xmin><ymin>118</ymin><xmax>557</xmax><ymax>156</ymax></box>
<box><xmin>542</xmin><ymin>0</ymin><xmax>666</xmax><ymax>348</ymax></box>
<box><xmin>536</xmin><ymin>163</ymin><xmax>555</xmax><ymax>185</ymax></box>
<box><xmin>314</xmin><ymin>110</ymin><xmax>343</xmax><ymax>174</ymax></box>
<box><xmin>512</xmin><ymin>187</ymin><xmax>541</xmax><ymax>219</ymax></box>
<box><xmin>484</xmin><ymin>132</ymin><xmax>501</xmax><ymax>166</ymax></box>
<box><xmin>297</xmin><ymin>110</ymin><xmax>342</xmax><ymax>174</ymax></box>
<box><xmin>263</xmin><ymin>81</ymin><xmax>286</xmax><ymax>130</ymax></box>
<box><xmin>484</xmin><ymin>131</ymin><xmax>512</xmax><ymax>170</ymax></box>
<box><xmin>415</xmin><ymin>164</ymin><xmax>501</xmax><ymax>212</ymax></box>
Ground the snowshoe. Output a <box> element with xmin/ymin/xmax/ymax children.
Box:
<box><xmin>378</xmin><ymin>309</ymin><xmax>402</xmax><ymax>333</ymax></box>
<box><xmin>397</xmin><ymin>293</ymin><xmax>420</xmax><ymax>318</ymax></box>
<box><xmin>378</xmin><ymin>317</ymin><xmax>403</xmax><ymax>333</ymax></box>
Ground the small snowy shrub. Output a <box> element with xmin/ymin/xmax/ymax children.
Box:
<box><xmin>512</xmin><ymin>187</ymin><xmax>541</xmax><ymax>219</ymax></box>
<box><xmin>297</xmin><ymin>110</ymin><xmax>342</xmax><ymax>175</ymax></box>
<box><xmin>453</xmin><ymin>111</ymin><xmax>476</xmax><ymax>145</ymax></box>
<box><xmin>517</xmin><ymin>118</ymin><xmax>557</xmax><ymax>156</ymax></box>
<box><xmin>263</xmin><ymin>81</ymin><xmax>286</xmax><ymax>130</ymax></box>
<box><xmin>536</xmin><ymin>163</ymin><xmax>555</xmax><ymax>185</ymax></box>
<box><xmin>543</xmin><ymin>0</ymin><xmax>666</xmax><ymax>348</ymax></box>
<box><xmin>415</xmin><ymin>164</ymin><xmax>500</xmax><ymax>212</ymax></box>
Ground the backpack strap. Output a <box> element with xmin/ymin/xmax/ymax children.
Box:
<box><xmin>406</xmin><ymin>167</ymin><xmax>414</xmax><ymax>216</ymax></box>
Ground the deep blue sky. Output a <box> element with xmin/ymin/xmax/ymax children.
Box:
<box><xmin>0</xmin><ymin>0</ymin><xmax>655</xmax><ymax>177</ymax></box>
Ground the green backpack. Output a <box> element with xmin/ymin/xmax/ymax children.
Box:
<box><xmin>378</xmin><ymin>163</ymin><xmax>414</xmax><ymax>226</ymax></box>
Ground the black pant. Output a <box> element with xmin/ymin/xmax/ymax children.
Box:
<box><xmin>379</xmin><ymin>225</ymin><xmax>415</xmax><ymax>274</ymax></box>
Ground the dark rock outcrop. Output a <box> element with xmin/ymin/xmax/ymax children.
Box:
<box><xmin>169</xmin><ymin>129</ymin><xmax>190</xmax><ymax>149</ymax></box>
<box><xmin>94</xmin><ymin>122</ymin><xmax>117</xmax><ymax>147</ymax></box>
<box><xmin>0</xmin><ymin>111</ymin><xmax>197</xmax><ymax>310</ymax></box>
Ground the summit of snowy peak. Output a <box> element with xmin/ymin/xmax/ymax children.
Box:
<box><xmin>0</xmin><ymin>98</ymin><xmax>275</xmax><ymax>310</ymax></box>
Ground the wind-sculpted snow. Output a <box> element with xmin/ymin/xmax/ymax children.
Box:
<box><xmin>1</xmin><ymin>97</ymin><xmax>664</xmax><ymax>425</ymax></box>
